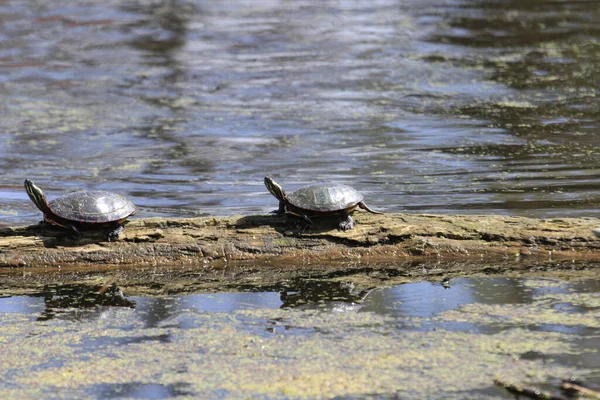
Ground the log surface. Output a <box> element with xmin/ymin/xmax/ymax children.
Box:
<box><xmin>1</xmin><ymin>213</ymin><xmax>599</xmax><ymax>269</ymax></box>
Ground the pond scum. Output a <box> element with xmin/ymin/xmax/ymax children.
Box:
<box><xmin>0</xmin><ymin>273</ymin><xmax>599</xmax><ymax>399</ymax></box>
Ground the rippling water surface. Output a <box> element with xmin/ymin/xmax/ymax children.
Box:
<box><xmin>1</xmin><ymin>0</ymin><xmax>598</xmax><ymax>224</ymax></box>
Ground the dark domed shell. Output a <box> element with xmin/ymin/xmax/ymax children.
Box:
<box><xmin>286</xmin><ymin>183</ymin><xmax>364</xmax><ymax>212</ymax></box>
<box><xmin>49</xmin><ymin>191</ymin><xmax>135</xmax><ymax>223</ymax></box>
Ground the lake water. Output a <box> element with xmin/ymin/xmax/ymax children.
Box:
<box><xmin>1</xmin><ymin>1</ymin><xmax>599</xmax><ymax>398</ymax></box>
<box><xmin>1</xmin><ymin>0</ymin><xmax>598</xmax><ymax>226</ymax></box>
<box><xmin>0</xmin><ymin>274</ymin><xmax>599</xmax><ymax>399</ymax></box>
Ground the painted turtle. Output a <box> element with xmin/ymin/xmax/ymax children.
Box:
<box><xmin>24</xmin><ymin>179</ymin><xmax>135</xmax><ymax>241</ymax></box>
<box><xmin>264</xmin><ymin>176</ymin><xmax>382</xmax><ymax>230</ymax></box>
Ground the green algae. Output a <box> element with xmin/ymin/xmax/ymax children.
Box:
<box><xmin>2</xmin><ymin>267</ymin><xmax>600</xmax><ymax>399</ymax></box>
<box><xmin>539</xmin><ymin>292</ymin><xmax>600</xmax><ymax>309</ymax></box>
<box><xmin>0</xmin><ymin>282</ymin><xmax>597</xmax><ymax>400</ymax></box>
<box><xmin>438</xmin><ymin>291</ymin><xmax>600</xmax><ymax>329</ymax></box>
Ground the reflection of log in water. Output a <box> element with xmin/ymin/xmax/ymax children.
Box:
<box><xmin>279</xmin><ymin>280</ymin><xmax>373</xmax><ymax>310</ymax></box>
<box><xmin>0</xmin><ymin>213</ymin><xmax>599</xmax><ymax>269</ymax></box>
<box><xmin>37</xmin><ymin>284</ymin><xmax>136</xmax><ymax>321</ymax></box>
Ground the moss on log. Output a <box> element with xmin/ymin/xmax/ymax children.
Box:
<box><xmin>0</xmin><ymin>213</ymin><xmax>599</xmax><ymax>269</ymax></box>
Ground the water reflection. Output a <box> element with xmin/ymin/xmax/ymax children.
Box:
<box><xmin>417</xmin><ymin>0</ymin><xmax>600</xmax><ymax>216</ymax></box>
<box><xmin>1</xmin><ymin>0</ymin><xmax>598</xmax><ymax>226</ymax></box>
<box><xmin>1</xmin><ymin>275</ymin><xmax>599</xmax><ymax>398</ymax></box>
<box><xmin>279</xmin><ymin>280</ymin><xmax>374</xmax><ymax>311</ymax></box>
<box><xmin>363</xmin><ymin>280</ymin><xmax>474</xmax><ymax>319</ymax></box>
<box><xmin>93</xmin><ymin>382</ymin><xmax>192</xmax><ymax>400</ymax></box>
<box><xmin>1</xmin><ymin>276</ymin><xmax>598</xmax><ymax>332</ymax></box>
<box><xmin>37</xmin><ymin>283</ymin><xmax>136</xmax><ymax>321</ymax></box>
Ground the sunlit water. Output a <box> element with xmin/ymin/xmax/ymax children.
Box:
<box><xmin>1</xmin><ymin>0</ymin><xmax>598</xmax><ymax>227</ymax></box>
<box><xmin>1</xmin><ymin>3</ymin><xmax>599</xmax><ymax>397</ymax></box>
<box><xmin>0</xmin><ymin>276</ymin><xmax>599</xmax><ymax>398</ymax></box>
<box><xmin>3</xmin><ymin>276</ymin><xmax>598</xmax><ymax>331</ymax></box>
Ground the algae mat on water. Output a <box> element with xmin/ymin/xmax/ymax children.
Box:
<box><xmin>0</xmin><ymin>276</ymin><xmax>599</xmax><ymax>399</ymax></box>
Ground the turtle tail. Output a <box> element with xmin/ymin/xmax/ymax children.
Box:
<box><xmin>359</xmin><ymin>202</ymin><xmax>383</xmax><ymax>215</ymax></box>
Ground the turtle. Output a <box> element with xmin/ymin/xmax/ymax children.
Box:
<box><xmin>264</xmin><ymin>176</ymin><xmax>382</xmax><ymax>231</ymax></box>
<box><xmin>24</xmin><ymin>179</ymin><xmax>136</xmax><ymax>241</ymax></box>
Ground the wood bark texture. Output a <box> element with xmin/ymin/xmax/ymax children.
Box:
<box><xmin>1</xmin><ymin>213</ymin><xmax>599</xmax><ymax>269</ymax></box>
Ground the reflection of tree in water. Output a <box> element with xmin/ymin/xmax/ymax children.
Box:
<box><xmin>37</xmin><ymin>284</ymin><xmax>136</xmax><ymax>322</ymax></box>
<box><xmin>417</xmin><ymin>0</ymin><xmax>600</xmax><ymax>214</ymax></box>
<box><xmin>425</xmin><ymin>0</ymin><xmax>600</xmax><ymax>137</ymax></box>
<box><xmin>119</xmin><ymin>1</ymin><xmax>215</xmax><ymax>208</ymax></box>
<box><xmin>120</xmin><ymin>0</ymin><xmax>189</xmax><ymax>103</ymax></box>
<box><xmin>279</xmin><ymin>279</ymin><xmax>374</xmax><ymax>312</ymax></box>
<box><xmin>122</xmin><ymin>0</ymin><xmax>189</xmax><ymax>66</ymax></box>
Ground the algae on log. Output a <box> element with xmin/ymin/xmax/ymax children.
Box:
<box><xmin>0</xmin><ymin>213</ymin><xmax>599</xmax><ymax>268</ymax></box>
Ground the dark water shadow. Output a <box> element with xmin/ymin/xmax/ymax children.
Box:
<box><xmin>1</xmin><ymin>222</ymin><xmax>136</xmax><ymax>248</ymax></box>
<box><xmin>37</xmin><ymin>283</ymin><xmax>136</xmax><ymax>321</ymax></box>
<box><xmin>233</xmin><ymin>213</ymin><xmax>365</xmax><ymax>235</ymax></box>
<box><xmin>278</xmin><ymin>279</ymin><xmax>374</xmax><ymax>310</ymax></box>
<box><xmin>90</xmin><ymin>382</ymin><xmax>192</xmax><ymax>399</ymax></box>
<box><xmin>0</xmin><ymin>224</ymin><xmax>73</xmax><ymax>248</ymax></box>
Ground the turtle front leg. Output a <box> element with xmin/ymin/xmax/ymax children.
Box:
<box><xmin>106</xmin><ymin>225</ymin><xmax>124</xmax><ymax>242</ymax></box>
<box><xmin>35</xmin><ymin>219</ymin><xmax>49</xmax><ymax>233</ymax></box>
<box><xmin>339</xmin><ymin>210</ymin><xmax>354</xmax><ymax>231</ymax></box>
<box><xmin>270</xmin><ymin>201</ymin><xmax>286</xmax><ymax>215</ymax></box>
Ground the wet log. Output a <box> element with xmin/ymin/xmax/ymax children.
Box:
<box><xmin>560</xmin><ymin>382</ymin><xmax>600</xmax><ymax>399</ymax></box>
<box><xmin>493</xmin><ymin>379</ymin><xmax>567</xmax><ymax>400</ymax></box>
<box><xmin>0</xmin><ymin>213</ymin><xmax>599</xmax><ymax>269</ymax></box>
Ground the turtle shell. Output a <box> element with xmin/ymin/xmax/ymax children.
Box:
<box><xmin>49</xmin><ymin>191</ymin><xmax>135</xmax><ymax>224</ymax></box>
<box><xmin>286</xmin><ymin>183</ymin><xmax>364</xmax><ymax>212</ymax></box>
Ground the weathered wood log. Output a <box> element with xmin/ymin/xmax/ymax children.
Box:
<box><xmin>494</xmin><ymin>379</ymin><xmax>567</xmax><ymax>400</ymax></box>
<box><xmin>560</xmin><ymin>382</ymin><xmax>600</xmax><ymax>400</ymax></box>
<box><xmin>1</xmin><ymin>213</ymin><xmax>599</xmax><ymax>269</ymax></box>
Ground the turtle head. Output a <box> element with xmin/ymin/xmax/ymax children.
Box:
<box><xmin>24</xmin><ymin>179</ymin><xmax>51</xmax><ymax>214</ymax></box>
<box><xmin>264</xmin><ymin>176</ymin><xmax>287</xmax><ymax>203</ymax></box>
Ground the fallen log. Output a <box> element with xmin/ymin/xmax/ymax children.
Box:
<box><xmin>494</xmin><ymin>379</ymin><xmax>567</xmax><ymax>400</ymax></box>
<box><xmin>0</xmin><ymin>213</ymin><xmax>599</xmax><ymax>269</ymax></box>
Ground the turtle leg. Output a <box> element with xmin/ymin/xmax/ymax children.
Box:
<box><xmin>301</xmin><ymin>214</ymin><xmax>313</xmax><ymax>226</ymax></box>
<box><xmin>67</xmin><ymin>224</ymin><xmax>82</xmax><ymax>240</ymax></box>
<box><xmin>270</xmin><ymin>201</ymin><xmax>286</xmax><ymax>215</ymax></box>
<box><xmin>358</xmin><ymin>202</ymin><xmax>383</xmax><ymax>214</ymax></box>
<box><xmin>106</xmin><ymin>225</ymin><xmax>124</xmax><ymax>242</ymax></box>
<box><xmin>296</xmin><ymin>214</ymin><xmax>313</xmax><ymax>228</ymax></box>
<box><xmin>29</xmin><ymin>219</ymin><xmax>49</xmax><ymax>236</ymax></box>
<box><xmin>293</xmin><ymin>213</ymin><xmax>313</xmax><ymax>232</ymax></box>
<box><xmin>339</xmin><ymin>210</ymin><xmax>354</xmax><ymax>231</ymax></box>
<box><xmin>34</xmin><ymin>219</ymin><xmax>48</xmax><ymax>233</ymax></box>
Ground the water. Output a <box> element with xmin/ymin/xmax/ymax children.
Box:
<box><xmin>1</xmin><ymin>0</ymin><xmax>599</xmax><ymax>227</ymax></box>
<box><xmin>1</xmin><ymin>2</ymin><xmax>599</xmax><ymax>397</ymax></box>
<box><xmin>0</xmin><ymin>275</ymin><xmax>599</xmax><ymax>399</ymax></box>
